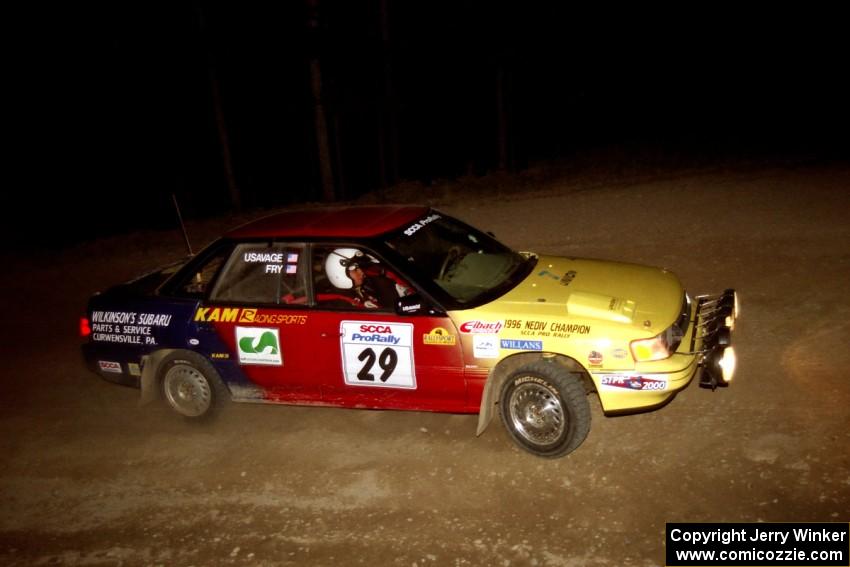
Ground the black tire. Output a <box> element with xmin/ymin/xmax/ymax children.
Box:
<box><xmin>158</xmin><ymin>351</ymin><xmax>230</xmax><ymax>420</ymax></box>
<box><xmin>499</xmin><ymin>360</ymin><xmax>591</xmax><ymax>458</ymax></box>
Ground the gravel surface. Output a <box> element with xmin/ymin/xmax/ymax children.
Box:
<box><xmin>1</xmin><ymin>163</ymin><xmax>848</xmax><ymax>566</ymax></box>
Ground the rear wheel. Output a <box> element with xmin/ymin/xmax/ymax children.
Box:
<box><xmin>159</xmin><ymin>351</ymin><xmax>229</xmax><ymax>419</ymax></box>
<box><xmin>499</xmin><ymin>360</ymin><xmax>590</xmax><ymax>458</ymax></box>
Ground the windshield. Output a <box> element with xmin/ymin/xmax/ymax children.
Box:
<box><xmin>383</xmin><ymin>212</ymin><xmax>534</xmax><ymax>307</ymax></box>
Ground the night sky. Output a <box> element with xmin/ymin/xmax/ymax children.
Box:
<box><xmin>23</xmin><ymin>3</ymin><xmax>849</xmax><ymax>246</ymax></box>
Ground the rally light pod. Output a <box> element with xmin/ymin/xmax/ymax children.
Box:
<box><xmin>700</xmin><ymin>345</ymin><xmax>736</xmax><ymax>389</ymax></box>
<box><xmin>716</xmin><ymin>327</ymin><xmax>732</xmax><ymax>347</ymax></box>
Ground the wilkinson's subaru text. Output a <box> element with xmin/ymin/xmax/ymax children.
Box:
<box><xmin>81</xmin><ymin>206</ymin><xmax>738</xmax><ymax>457</ymax></box>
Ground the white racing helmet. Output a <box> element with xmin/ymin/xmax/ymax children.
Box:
<box><xmin>325</xmin><ymin>248</ymin><xmax>375</xmax><ymax>289</ymax></box>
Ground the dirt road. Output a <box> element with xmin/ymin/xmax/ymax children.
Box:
<box><xmin>1</xmin><ymin>163</ymin><xmax>848</xmax><ymax>566</ymax></box>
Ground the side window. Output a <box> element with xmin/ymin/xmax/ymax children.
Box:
<box><xmin>312</xmin><ymin>245</ymin><xmax>412</xmax><ymax>310</ymax></box>
<box><xmin>210</xmin><ymin>242</ymin><xmax>307</xmax><ymax>305</ymax></box>
<box><xmin>168</xmin><ymin>247</ymin><xmax>230</xmax><ymax>299</ymax></box>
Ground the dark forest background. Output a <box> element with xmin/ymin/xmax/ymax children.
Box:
<box><xmin>16</xmin><ymin>3</ymin><xmax>849</xmax><ymax>246</ymax></box>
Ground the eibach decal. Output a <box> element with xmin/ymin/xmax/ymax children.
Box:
<box><xmin>459</xmin><ymin>320</ymin><xmax>503</xmax><ymax>334</ymax></box>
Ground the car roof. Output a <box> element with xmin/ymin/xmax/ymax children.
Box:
<box><xmin>224</xmin><ymin>205</ymin><xmax>432</xmax><ymax>239</ymax></box>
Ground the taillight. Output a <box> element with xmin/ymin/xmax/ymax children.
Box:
<box><xmin>79</xmin><ymin>316</ymin><xmax>92</xmax><ymax>337</ymax></box>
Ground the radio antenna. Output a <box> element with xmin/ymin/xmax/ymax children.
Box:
<box><xmin>172</xmin><ymin>194</ymin><xmax>194</xmax><ymax>256</ymax></box>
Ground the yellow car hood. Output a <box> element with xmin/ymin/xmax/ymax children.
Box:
<box><xmin>485</xmin><ymin>255</ymin><xmax>684</xmax><ymax>334</ymax></box>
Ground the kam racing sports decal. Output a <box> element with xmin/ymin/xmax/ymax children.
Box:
<box><xmin>195</xmin><ymin>307</ymin><xmax>307</xmax><ymax>325</ymax></box>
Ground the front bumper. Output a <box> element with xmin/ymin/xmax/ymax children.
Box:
<box><xmin>692</xmin><ymin>289</ymin><xmax>738</xmax><ymax>389</ymax></box>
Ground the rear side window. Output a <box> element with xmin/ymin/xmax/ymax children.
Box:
<box><xmin>166</xmin><ymin>246</ymin><xmax>230</xmax><ymax>299</ymax></box>
<box><xmin>210</xmin><ymin>242</ymin><xmax>307</xmax><ymax>305</ymax></box>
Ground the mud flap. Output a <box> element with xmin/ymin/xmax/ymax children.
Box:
<box><xmin>139</xmin><ymin>350</ymin><xmax>176</xmax><ymax>406</ymax></box>
<box><xmin>475</xmin><ymin>370</ymin><xmax>497</xmax><ymax>436</ymax></box>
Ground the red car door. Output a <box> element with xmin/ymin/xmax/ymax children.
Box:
<box><xmin>312</xmin><ymin>310</ymin><xmax>468</xmax><ymax>412</ymax></box>
<box><xmin>309</xmin><ymin>244</ymin><xmax>468</xmax><ymax>412</ymax></box>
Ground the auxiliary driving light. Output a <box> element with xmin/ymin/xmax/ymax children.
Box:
<box><xmin>721</xmin><ymin>289</ymin><xmax>739</xmax><ymax>330</ymax></box>
<box><xmin>718</xmin><ymin>346</ymin><xmax>736</xmax><ymax>383</ymax></box>
<box><xmin>701</xmin><ymin>345</ymin><xmax>737</xmax><ymax>389</ymax></box>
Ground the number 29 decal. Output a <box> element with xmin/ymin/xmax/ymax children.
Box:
<box><xmin>340</xmin><ymin>321</ymin><xmax>416</xmax><ymax>389</ymax></box>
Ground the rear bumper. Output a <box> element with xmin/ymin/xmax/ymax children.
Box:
<box><xmin>81</xmin><ymin>342</ymin><xmax>140</xmax><ymax>388</ymax></box>
<box><xmin>692</xmin><ymin>289</ymin><xmax>738</xmax><ymax>389</ymax></box>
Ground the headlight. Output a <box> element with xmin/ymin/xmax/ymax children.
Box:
<box><xmin>630</xmin><ymin>333</ymin><xmax>672</xmax><ymax>362</ymax></box>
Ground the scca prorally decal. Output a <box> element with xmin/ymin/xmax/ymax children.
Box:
<box><xmin>340</xmin><ymin>321</ymin><xmax>415</xmax><ymax>389</ymax></box>
<box><xmin>349</xmin><ymin>324</ymin><xmax>401</xmax><ymax>345</ymax></box>
<box><xmin>403</xmin><ymin>213</ymin><xmax>441</xmax><ymax>236</ymax></box>
<box><xmin>236</xmin><ymin>326</ymin><xmax>282</xmax><ymax>366</ymax></box>
<box><xmin>194</xmin><ymin>307</ymin><xmax>307</xmax><ymax>325</ymax></box>
<box><xmin>500</xmin><ymin>339</ymin><xmax>543</xmax><ymax>351</ymax></box>
<box><xmin>459</xmin><ymin>320</ymin><xmax>503</xmax><ymax>334</ymax></box>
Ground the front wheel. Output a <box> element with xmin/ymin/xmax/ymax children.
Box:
<box><xmin>499</xmin><ymin>360</ymin><xmax>590</xmax><ymax>458</ymax></box>
<box><xmin>159</xmin><ymin>351</ymin><xmax>230</xmax><ymax>419</ymax></box>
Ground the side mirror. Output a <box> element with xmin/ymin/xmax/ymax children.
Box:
<box><xmin>396</xmin><ymin>294</ymin><xmax>442</xmax><ymax>316</ymax></box>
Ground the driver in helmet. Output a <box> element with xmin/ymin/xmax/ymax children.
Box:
<box><xmin>324</xmin><ymin>248</ymin><xmax>408</xmax><ymax>309</ymax></box>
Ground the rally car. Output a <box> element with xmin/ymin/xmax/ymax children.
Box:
<box><xmin>80</xmin><ymin>205</ymin><xmax>738</xmax><ymax>457</ymax></box>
